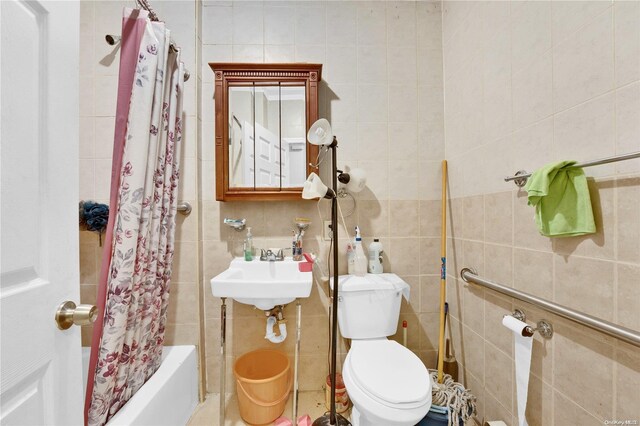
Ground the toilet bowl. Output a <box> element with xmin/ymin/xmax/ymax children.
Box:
<box><xmin>331</xmin><ymin>274</ymin><xmax>433</xmax><ymax>426</ymax></box>
<box><xmin>343</xmin><ymin>339</ymin><xmax>431</xmax><ymax>426</ymax></box>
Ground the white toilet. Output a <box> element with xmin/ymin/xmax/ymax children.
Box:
<box><xmin>333</xmin><ymin>274</ymin><xmax>432</xmax><ymax>426</ymax></box>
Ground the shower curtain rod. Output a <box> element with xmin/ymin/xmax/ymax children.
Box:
<box><xmin>104</xmin><ymin>0</ymin><xmax>191</xmax><ymax>82</ymax></box>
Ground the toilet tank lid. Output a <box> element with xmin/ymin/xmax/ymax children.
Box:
<box><xmin>330</xmin><ymin>274</ymin><xmax>410</xmax><ymax>301</ymax></box>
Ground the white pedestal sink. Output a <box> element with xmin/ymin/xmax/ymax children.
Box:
<box><xmin>210</xmin><ymin>256</ymin><xmax>313</xmax><ymax>426</ymax></box>
<box><xmin>210</xmin><ymin>257</ymin><xmax>313</xmax><ymax>310</ymax></box>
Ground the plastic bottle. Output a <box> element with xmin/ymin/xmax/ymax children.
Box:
<box><xmin>346</xmin><ymin>242</ymin><xmax>355</xmax><ymax>274</ymax></box>
<box><xmin>368</xmin><ymin>238</ymin><xmax>384</xmax><ymax>274</ymax></box>
<box><xmin>353</xmin><ymin>226</ymin><xmax>367</xmax><ymax>276</ymax></box>
<box><xmin>243</xmin><ymin>227</ymin><xmax>253</xmax><ymax>261</ymax></box>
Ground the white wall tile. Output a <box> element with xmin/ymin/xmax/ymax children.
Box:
<box><xmin>326</xmin><ymin>83</ymin><xmax>357</xmax><ymax>123</ymax></box>
<box><xmin>388</xmin><ymin>122</ymin><xmax>418</xmax><ymax>162</ymax></box>
<box><xmin>357</xmin><ymin>85</ymin><xmax>388</xmax><ymax>123</ymax></box>
<box><xmin>325</xmin><ymin>45</ymin><xmax>357</xmax><ymax>84</ymax></box>
<box><xmin>417</xmin><ymin>1</ymin><xmax>443</xmax><ymax>51</ymax></box>
<box><xmin>388</xmin><ymin>47</ymin><xmax>417</xmax><ymax>83</ymax></box>
<box><xmin>80</xmin><ymin>117</ymin><xmax>95</xmax><ymax>159</ymax></box>
<box><xmin>615</xmin><ymin>82</ymin><xmax>640</xmax><ymax>175</ymax></box>
<box><xmin>552</xmin><ymin>1</ymin><xmax>611</xmax><ymax>45</ymax></box>
<box><xmin>294</xmin><ymin>44</ymin><xmax>325</xmax><ymax>63</ymax></box>
<box><xmin>510</xmin><ymin>1</ymin><xmax>552</xmax><ymax>73</ymax></box>
<box><xmin>295</xmin><ymin>5</ymin><xmax>326</xmax><ymax>45</ymax></box>
<box><xmin>357</xmin><ymin>44</ymin><xmax>388</xmax><ymax>84</ymax></box>
<box><xmin>358</xmin><ymin>160</ymin><xmax>389</xmax><ymax>200</ymax></box>
<box><xmin>553</xmin><ymin>92</ymin><xmax>616</xmax><ymax>177</ymax></box>
<box><xmin>357</xmin><ymin>122</ymin><xmax>388</xmax><ymax>161</ymax></box>
<box><xmin>389</xmin><ymin>159</ymin><xmax>418</xmax><ymax>200</ymax></box>
<box><xmin>326</xmin><ymin>1</ymin><xmax>357</xmax><ymax>46</ymax></box>
<box><xmin>386</xmin><ymin>1</ymin><xmax>417</xmax><ymax>47</ymax></box>
<box><xmin>79</xmin><ymin>159</ymin><xmax>95</xmax><ymax>200</ymax></box>
<box><xmin>94</xmin><ymin>75</ymin><xmax>118</xmax><ymax>117</ymax></box>
<box><xmin>264</xmin><ymin>6</ymin><xmax>295</xmax><ymax>45</ymax></box>
<box><xmin>202</xmin><ymin>5</ymin><xmax>233</xmax><ymax>44</ymax></box>
<box><xmin>614</xmin><ymin>0</ymin><xmax>640</xmax><ymax>88</ymax></box>
<box><xmin>512</xmin><ymin>51</ymin><xmax>553</xmax><ymax>131</ymax></box>
<box><xmin>94</xmin><ymin>117</ymin><xmax>115</xmax><ymax>159</ymax></box>
<box><xmin>553</xmin><ymin>8</ymin><xmax>614</xmax><ymax>112</ymax></box>
<box><xmin>389</xmin><ymin>85</ymin><xmax>418</xmax><ymax>123</ymax></box>
<box><xmin>232</xmin><ymin>44</ymin><xmax>264</xmax><ymax>62</ymax></box>
<box><xmin>232</xmin><ymin>4</ymin><xmax>264</xmax><ymax>45</ymax></box>
<box><xmin>357</xmin><ymin>2</ymin><xmax>387</xmax><ymax>46</ymax></box>
<box><xmin>94</xmin><ymin>159</ymin><xmax>112</xmax><ymax>201</ymax></box>
<box><xmin>264</xmin><ymin>44</ymin><xmax>294</xmax><ymax>62</ymax></box>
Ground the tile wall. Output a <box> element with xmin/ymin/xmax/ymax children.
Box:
<box><xmin>441</xmin><ymin>1</ymin><xmax>639</xmax><ymax>424</ymax></box>
<box><xmin>198</xmin><ymin>0</ymin><xmax>446</xmax><ymax>396</ymax></box>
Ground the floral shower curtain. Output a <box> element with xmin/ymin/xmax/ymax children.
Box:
<box><xmin>84</xmin><ymin>8</ymin><xmax>184</xmax><ymax>426</ymax></box>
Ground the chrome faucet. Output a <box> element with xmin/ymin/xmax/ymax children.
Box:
<box><xmin>260</xmin><ymin>248</ymin><xmax>290</xmax><ymax>261</ymax></box>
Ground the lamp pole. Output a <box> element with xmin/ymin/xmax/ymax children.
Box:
<box><xmin>329</xmin><ymin>136</ymin><xmax>339</xmax><ymax>425</ymax></box>
<box><xmin>313</xmin><ymin>136</ymin><xmax>350</xmax><ymax>426</ymax></box>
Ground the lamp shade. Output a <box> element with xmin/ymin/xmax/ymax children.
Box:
<box><xmin>302</xmin><ymin>173</ymin><xmax>331</xmax><ymax>199</ymax></box>
<box><xmin>343</xmin><ymin>168</ymin><xmax>367</xmax><ymax>193</ymax></box>
<box><xmin>307</xmin><ymin>119</ymin><xmax>333</xmax><ymax>146</ymax></box>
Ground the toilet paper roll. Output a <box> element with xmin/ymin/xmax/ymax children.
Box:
<box><xmin>502</xmin><ymin>315</ymin><xmax>533</xmax><ymax>426</ymax></box>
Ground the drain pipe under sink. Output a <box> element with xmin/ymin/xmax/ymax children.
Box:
<box><xmin>265</xmin><ymin>315</ymin><xmax>287</xmax><ymax>343</ymax></box>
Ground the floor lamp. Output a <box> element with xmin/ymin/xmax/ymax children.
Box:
<box><xmin>302</xmin><ymin>119</ymin><xmax>350</xmax><ymax>426</ymax></box>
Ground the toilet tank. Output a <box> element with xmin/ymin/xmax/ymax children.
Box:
<box><xmin>332</xmin><ymin>274</ymin><xmax>410</xmax><ymax>339</ymax></box>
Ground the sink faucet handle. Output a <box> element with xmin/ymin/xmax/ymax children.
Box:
<box><xmin>277</xmin><ymin>247</ymin><xmax>293</xmax><ymax>260</ymax></box>
<box><xmin>259</xmin><ymin>248</ymin><xmax>271</xmax><ymax>261</ymax></box>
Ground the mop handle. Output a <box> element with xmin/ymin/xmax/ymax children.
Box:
<box><xmin>437</xmin><ymin>160</ymin><xmax>448</xmax><ymax>384</ymax></box>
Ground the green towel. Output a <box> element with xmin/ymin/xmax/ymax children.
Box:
<box><xmin>524</xmin><ymin>160</ymin><xmax>596</xmax><ymax>237</ymax></box>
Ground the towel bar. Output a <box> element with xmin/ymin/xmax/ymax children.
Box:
<box><xmin>505</xmin><ymin>150</ymin><xmax>640</xmax><ymax>187</ymax></box>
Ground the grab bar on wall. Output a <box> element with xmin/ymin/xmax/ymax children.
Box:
<box><xmin>504</xmin><ymin>150</ymin><xmax>640</xmax><ymax>187</ymax></box>
<box><xmin>460</xmin><ymin>268</ymin><xmax>640</xmax><ymax>347</ymax></box>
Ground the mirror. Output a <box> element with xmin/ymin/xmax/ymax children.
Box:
<box><xmin>210</xmin><ymin>64</ymin><xmax>322</xmax><ymax>201</ymax></box>
<box><xmin>228</xmin><ymin>85</ymin><xmax>306</xmax><ymax>189</ymax></box>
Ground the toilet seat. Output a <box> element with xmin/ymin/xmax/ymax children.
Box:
<box><xmin>346</xmin><ymin>339</ymin><xmax>430</xmax><ymax>410</ymax></box>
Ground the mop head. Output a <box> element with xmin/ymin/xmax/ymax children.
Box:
<box><xmin>429</xmin><ymin>370</ymin><xmax>477</xmax><ymax>426</ymax></box>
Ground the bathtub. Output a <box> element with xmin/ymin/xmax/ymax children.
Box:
<box><xmin>82</xmin><ymin>345</ymin><xmax>199</xmax><ymax>426</ymax></box>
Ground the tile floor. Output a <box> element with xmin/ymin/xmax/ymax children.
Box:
<box><xmin>188</xmin><ymin>391</ymin><xmax>351</xmax><ymax>426</ymax></box>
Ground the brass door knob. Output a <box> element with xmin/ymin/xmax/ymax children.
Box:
<box><xmin>55</xmin><ymin>301</ymin><xmax>98</xmax><ymax>330</ymax></box>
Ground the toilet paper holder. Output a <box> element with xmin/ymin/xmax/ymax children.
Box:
<box><xmin>509</xmin><ymin>309</ymin><xmax>554</xmax><ymax>339</ymax></box>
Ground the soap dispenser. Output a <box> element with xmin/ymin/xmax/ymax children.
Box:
<box><xmin>353</xmin><ymin>226</ymin><xmax>367</xmax><ymax>276</ymax></box>
<box><xmin>243</xmin><ymin>227</ymin><xmax>253</xmax><ymax>261</ymax></box>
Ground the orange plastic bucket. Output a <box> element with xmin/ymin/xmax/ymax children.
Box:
<box><xmin>234</xmin><ymin>349</ymin><xmax>292</xmax><ymax>425</ymax></box>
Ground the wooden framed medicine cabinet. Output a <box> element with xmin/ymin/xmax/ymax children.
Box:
<box><xmin>209</xmin><ymin>63</ymin><xmax>322</xmax><ymax>201</ymax></box>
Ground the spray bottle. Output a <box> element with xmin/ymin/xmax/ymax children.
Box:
<box><xmin>353</xmin><ymin>226</ymin><xmax>367</xmax><ymax>276</ymax></box>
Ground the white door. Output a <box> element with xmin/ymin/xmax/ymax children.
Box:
<box><xmin>253</xmin><ymin>122</ymin><xmax>280</xmax><ymax>188</ymax></box>
<box><xmin>1</xmin><ymin>1</ymin><xmax>83</xmax><ymax>425</ymax></box>
<box><xmin>243</xmin><ymin>121</ymin><xmax>281</xmax><ymax>188</ymax></box>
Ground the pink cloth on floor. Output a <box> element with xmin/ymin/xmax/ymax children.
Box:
<box><xmin>274</xmin><ymin>417</ymin><xmax>293</xmax><ymax>426</ymax></box>
<box><xmin>297</xmin><ymin>414</ymin><xmax>313</xmax><ymax>426</ymax></box>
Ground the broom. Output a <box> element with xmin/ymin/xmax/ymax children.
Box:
<box><xmin>431</xmin><ymin>161</ymin><xmax>477</xmax><ymax>426</ymax></box>
<box><xmin>437</xmin><ymin>160</ymin><xmax>447</xmax><ymax>383</ymax></box>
